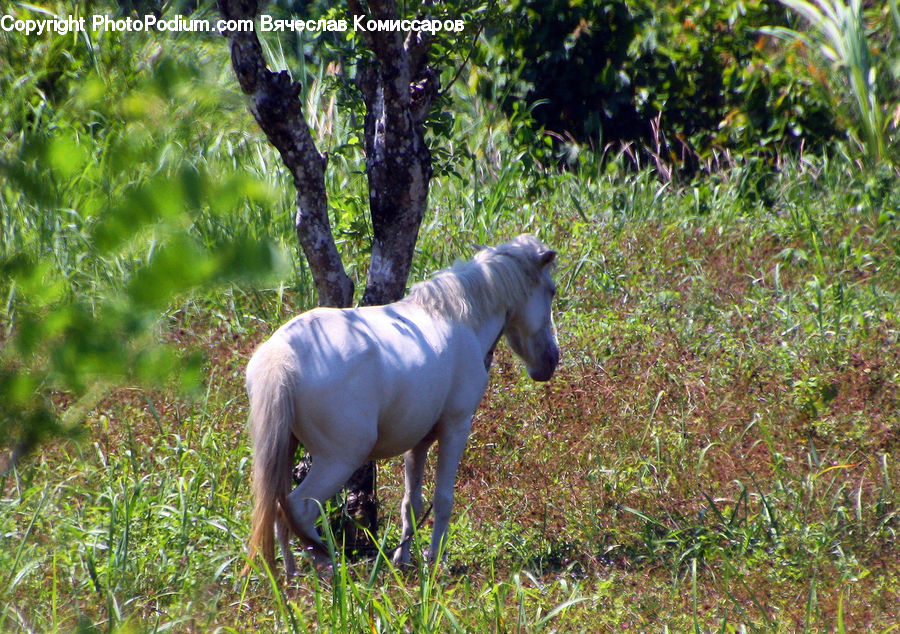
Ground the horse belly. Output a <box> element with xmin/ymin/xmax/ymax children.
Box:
<box><xmin>364</xmin><ymin>366</ymin><xmax>451</xmax><ymax>459</ymax></box>
<box><xmin>278</xmin><ymin>305</ymin><xmax>478</xmax><ymax>461</ymax></box>
<box><xmin>368</xmin><ymin>394</ymin><xmax>444</xmax><ymax>459</ymax></box>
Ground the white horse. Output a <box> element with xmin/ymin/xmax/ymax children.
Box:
<box><xmin>245</xmin><ymin>234</ymin><xmax>559</xmax><ymax>576</ymax></box>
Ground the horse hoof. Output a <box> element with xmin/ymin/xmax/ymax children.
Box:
<box><xmin>392</xmin><ymin>558</ymin><xmax>415</xmax><ymax>571</ymax></box>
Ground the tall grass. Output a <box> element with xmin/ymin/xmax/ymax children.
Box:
<box><xmin>4</xmin><ymin>151</ymin><xmax>899</xmax><ymax>629</ymax></box>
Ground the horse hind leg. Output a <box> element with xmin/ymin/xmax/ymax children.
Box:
<box><xmin>283</xmin><ymin>456</ymin><xmax>366</xmax><ymax>568</ymax></box>
<box><xmin>275</xmin><ymin>509</ymin><xmax>298</xmax><ymax>577</ymax></box>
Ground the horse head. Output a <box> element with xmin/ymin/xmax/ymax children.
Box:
<box><xmin>504</xmin><ymin>243</ymin><xmax>559</xmax><ymax>382</ymax></box>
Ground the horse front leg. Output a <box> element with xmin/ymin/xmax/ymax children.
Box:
<box><xmin>393</xmin><ymin>436</ymin><xmax>433</xmax><ymax>565</ymax></box>
<box><xmin>428</xmin><ymin>417</ymin><xmax>472</xmax><ymax>564</ymax></box>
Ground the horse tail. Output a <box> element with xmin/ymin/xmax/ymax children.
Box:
<box><xmin>244</xmin><ymin>338</ymin><xmax>298</xmax><ymax>575</ymax></box>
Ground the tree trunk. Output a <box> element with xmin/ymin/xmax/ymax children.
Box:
<box><xmin>342</xmin><ymin>0</ymin><xmax>440</xmax><ymax>554</ymax></box>
<box><xmin>352</xmin><ymin>0</ymin><xmax>438</xmax><ymax>306</ymax></box>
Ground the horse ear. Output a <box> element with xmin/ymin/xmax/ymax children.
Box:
<box><xmin>540</xmin><ymin>250</ymin><xmax>557</xmax><ymax>268</ymax></box>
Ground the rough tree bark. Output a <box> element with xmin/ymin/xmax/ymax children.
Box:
<box><xmin>218</xmin><ymin>0</ymin><xmax>354</xmax><ymax>309</ymax></box>
<box><xmin>349</xmin><ymin>0</ymin><xmax>438</xmax><ymax>305</ymax></box>
<box><xmin>219</xmin><ymin>0</ymin><xmax>440</xmax><ymax>555</ymax></box>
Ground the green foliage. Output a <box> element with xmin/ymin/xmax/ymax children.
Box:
<box><xmin>629</xmin><ymin>0</ymin><xmax>839</xmax><ymax>163</ymax></box>
<box><xmin>481</xmin><ymin>0</ymin><xmax>643</xmax><ymax>146</ymax></box>
<box><xmin>762</xmin><ymin>0</ymin><xmax>900</xmax><ymax>166</ymax></box>
<box><xmin>0</xmin><ymin>2</ymin><xmax>286</xmax><ymax>467</ymax></box>
<box><xmin>479</xmin><ymin>0</ymin><xmax>850</xmax><ymax>169</ymax></box>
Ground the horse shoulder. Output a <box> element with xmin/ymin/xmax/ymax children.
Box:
<box><xmin>437</xmin><ymin>322</ymin><xmax>491</xmax><ymax>417</ymax></box>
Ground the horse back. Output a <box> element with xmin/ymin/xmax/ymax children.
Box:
<box><xmin>266</xmin><ymin>304</ymin><xmax>487</xmax><ymax>459</ymax></box>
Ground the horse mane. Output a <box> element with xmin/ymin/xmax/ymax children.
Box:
<box><xmin>403</xmin><ymin>234</ymin><xmax>550</xmax><ymax>325</ymax></box>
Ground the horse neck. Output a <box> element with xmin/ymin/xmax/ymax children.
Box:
<box><xmin>469</xmin><ymin>307</ymin><xmax>509</xmax><ymax>372</ymax></box>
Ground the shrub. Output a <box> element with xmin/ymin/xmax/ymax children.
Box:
<box><xmin>479</xmin><ymin>0</ymin><xmax>843</xmax><ymax>169</ymax></box>
<box><xmin>762</xmin><ymin>0</ymin><xmax>900</xmax><ymax>166</ymax></box>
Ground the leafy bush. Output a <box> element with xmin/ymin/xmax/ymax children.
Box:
<box><xmin>479</xmin><ymin>0</ymin><xmax>844</xmax><ymax>169</ymax></box>
<box><xmin>762</xmin><ymin>0</ymin><xmax>900</xmax><ymax>166</ymax></box>
<box><xmin>0</xmin><ymin>3</ymin><xmax>282</xmax><ymax>468</ymax></box>
<box><xmin>479</xmin><ymin>0</ymin><xmax>644</xmax><ymax>147</ymax></box>
<box><xmin>629</xmin><ymin>0</ymin><xmax>839</xmax><ymax>164</ymax></box>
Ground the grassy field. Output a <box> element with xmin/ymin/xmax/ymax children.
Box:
<box><xmin>2</xmin><ymin>12</ymin><xmax>900</xmax><ymax>632</ymax></box>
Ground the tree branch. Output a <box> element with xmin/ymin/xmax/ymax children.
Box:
<box><xmin>218</xmin><ymin>0</ymin><xmax>353</xmax><ymax>307</ymax></box>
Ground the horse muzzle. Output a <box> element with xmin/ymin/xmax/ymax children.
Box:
<box><xmin>527</xmin><ymin>345</ymin><xmax>559</xmax><ymax>382</ymax></box>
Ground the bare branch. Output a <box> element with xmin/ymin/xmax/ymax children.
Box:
<box><xmin>439</xmin><ymin>18</ymin><xmax>486</xmax><ymax>99</ymax></box>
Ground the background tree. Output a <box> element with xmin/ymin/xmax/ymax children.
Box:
<box><xmin>216</xmin><ymin>0</ymin><xmax>471</xmax><ymax>551</ymax></box>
